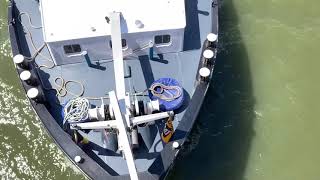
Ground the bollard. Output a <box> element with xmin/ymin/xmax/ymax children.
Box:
<box><xmin>13</xmin><ymin>54</ymin><xmax>29</xmax><ymax>69</ymax></box>
<box><xmin>20</xmin><ymin>70</ymin><xmax>38</xmax><ymax>86</ymax></box>
<box><xmin>198</xmin><ymin>67</ymin><xmax>211</xmax><ymax>82</ymax></box>
<box><xmin>203</xmin><ymin>49</ymin><xmax>214</xmax><ymax>66</ymax></box>
<box><xmin>206</xmin><ymin>33</ymin><xmax>218</xmax><ymax>48</ymax></box>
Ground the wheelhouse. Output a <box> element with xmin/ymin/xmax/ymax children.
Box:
<box><xmin>40</xmin><ymin>0</ymin><xmax>186</xmax><ymax>65</ymax></box>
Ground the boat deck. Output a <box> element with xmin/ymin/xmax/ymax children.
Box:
<box><xmin>37</xmin><ymin>51</ymin><xmax>200</xmax><ymax>174</ymax></box>
<box><xmin>12</xmin><ymin>0</ymin><xmax>216</xmax><ymax>176</ymax></box>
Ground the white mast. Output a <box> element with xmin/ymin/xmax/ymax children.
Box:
<box><xmin>109</xmin><ymin>91</ymin><xmax>139</xmax><ymax>180</ymax></box>
<box><xmin>110</xmin><ymin>12</ymin><xmax>138</xmax><ymax>180</ymax></box>
<box><xmin>70</xmin><ymin>11</ymin><xmax>178</xmax><ymax>180</ymax></box>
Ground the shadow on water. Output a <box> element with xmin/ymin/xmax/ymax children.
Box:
<box><xmin>168</xmin><ymin>0</ymin><xmax>256</xmax><ymax>179</ymax></box>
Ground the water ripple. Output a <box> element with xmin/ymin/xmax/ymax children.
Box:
<box><xmin>0</xmin><ymin>79</ymin><xmax>84</xmax><ymax>179</ymax></box>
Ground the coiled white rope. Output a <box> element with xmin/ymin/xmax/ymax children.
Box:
<box><xmin>149</xmin><ymin>83</ymin><xmax>182</xmax><ymax>101</ymax></box>
<box><xmin>63</xmin><ymin>97</ymin><xmax>90</xmax><ymax>124</ymax></box>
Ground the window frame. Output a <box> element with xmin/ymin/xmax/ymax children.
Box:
<box><xmin>109</xmin><ymin>39</ymin><xmax>128</xmax><ymax>50</ymax></box>
<box><xmin>63</xmin><ymin>44</ymin><xmax>82</xmax><ymax>55</ymax></box>
<box><xmin>154</xmin><ymin>35</ymin><xmax>172</xmax><ymax>46</ymax></box>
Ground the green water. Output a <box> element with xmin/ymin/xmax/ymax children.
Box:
<box><xmin>1</xmin><ymin>0</ymin><xmax>320</xmax><ymax>179</ymax></box>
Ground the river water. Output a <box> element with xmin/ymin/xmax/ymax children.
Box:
<box><xmin>1</xmin><ymin>0</ymin><xmax>319</xmax><ymax>179</ymax></box>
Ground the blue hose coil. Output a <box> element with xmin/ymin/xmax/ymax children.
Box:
<box><xmin>149</xmin><ymin>78</ymin><xmax>184</xmax><ymax>111</ymax></box>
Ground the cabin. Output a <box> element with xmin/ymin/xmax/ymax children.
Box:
<box><xmin>39</xmin><ymin>0</ymin><xmax>186</xmax><ymax>65</ymax></box>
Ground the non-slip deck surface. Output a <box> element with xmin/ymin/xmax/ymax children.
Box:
<box><xmin>14</xmin><ymin>0</ymin><xmax>213</xmax><ymax>175</ymax></box>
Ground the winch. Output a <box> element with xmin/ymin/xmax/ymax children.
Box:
<box><xmin>64</xmin><ymin>97</ymin><xmax>161</xmax><ymax>123</ymax></box>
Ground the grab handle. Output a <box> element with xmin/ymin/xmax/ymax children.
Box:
<box><xmin>67</xmin><ymin>50</ymin><xmax>88</xmax><ymax>57</ymax></box>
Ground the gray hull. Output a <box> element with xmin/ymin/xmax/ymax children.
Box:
<box><xmin>7</xmin><ymin>0</ymin><xmax>219</xmax><ymax>179</ymax></box>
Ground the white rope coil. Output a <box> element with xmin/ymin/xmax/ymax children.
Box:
<box><xmin>63</xmin><ymin>97</ymin><xmax>90</xmax><ymax>124</ymax></box>
<box><xmin>149</xmin><ymin>83</ymin><xmax>182</xmax><ymax>101</ymax></box>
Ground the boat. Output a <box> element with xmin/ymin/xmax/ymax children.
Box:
<box><xmin>7</xmin><ymin>0</ymin><xmax>218</xmax><ymax>179</ymax></box>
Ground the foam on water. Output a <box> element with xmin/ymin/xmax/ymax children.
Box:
<box><xmin>0</xmin><ymin>79</ymin><xmax>84</xmax><ymax>179</ymax></box>
<box><xmin>0</xmin><ymin>3</ymin><xmax>85</xmax><ymax>179</ymax></box>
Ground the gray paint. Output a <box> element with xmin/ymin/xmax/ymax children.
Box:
<box><xmin>10</xmin><ymin>0</ymin><xmax>217</xmax><ymax>178</ymax></box>
<box><xmin>48</xmin><ymin>29</ymin><xmax>184</xmax><ymax>66</ymax></box>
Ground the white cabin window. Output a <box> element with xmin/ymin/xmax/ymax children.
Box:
<box><xmin>154</xmin><ymin>35</ymin><xmax>171</xmax><ymax>45</ymax></box>
<box><xmin>109</xmin><ymin>39</ymin><xmax>127</xmax><ymax>49</ymax></box>
<box><xmin>63</xmin><ymin>44</ymin><xmax>82</xmax><ymax>54</ymax></box>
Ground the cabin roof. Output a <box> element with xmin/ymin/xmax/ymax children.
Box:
<box><xmin>40</xmin><ymin>0</ymin><xmax>186</xmax><ymax>42</ymax></box>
